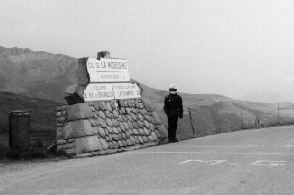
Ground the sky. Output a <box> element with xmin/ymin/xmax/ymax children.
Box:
<box><xmin>1</xmin><ymin>0</ymin><xmax>294</xmax><ymax>102</ymax></box>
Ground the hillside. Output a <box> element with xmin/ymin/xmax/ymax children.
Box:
<box><xmin>1</xmin><ymin>46</ymin><xmax>294</xmax><ymax>143</ymax></box>
<box><xmin>0</xmin><ymin>46</ymin><xmax>77</xmax><ymax>103</ymax></box>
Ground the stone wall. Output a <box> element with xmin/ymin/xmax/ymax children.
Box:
<box><xmin>56</xmin><ymin>99</ymin><xmax>167</xmax><ymax>157</ymax></box>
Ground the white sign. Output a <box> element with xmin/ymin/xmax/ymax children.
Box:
<box><xmin>86</xmin><ymin>58</ymin><xmax>130</xmax><ymax>82</ymax></box>
<box><xmin>113</xmin><ymin>83</ymin><xmax>141</xmax><ymax>99</ymax></box>
<box><xmin>84</xmin><ymin>83</ymin><xmax>114</xmax><ymax>101</ymax></box>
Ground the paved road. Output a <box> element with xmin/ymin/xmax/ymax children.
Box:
<box><xmin>1</xmin><ymin>126</ymin><xmax>294</xmax><ymax>195</ymax></box>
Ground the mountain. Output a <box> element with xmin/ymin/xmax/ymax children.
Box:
<box><xmin>236</xmin><ymin>91</ymin><xmax>286</xmax><ymax>104</ymax></box>
<box><xmin>1</xmin><ymin>46</ymin><xmax>294</xmax><ymax>143</ymax></box>
<box><xmin>0</xmin><ymin>46</ymin><xmax>78</xmax><ymax>103</ymax></box>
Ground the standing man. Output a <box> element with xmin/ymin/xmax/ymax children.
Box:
<box><xmin>163</xmin><ymin>84</ymin><xmax>183</xmax><ymax>142</ymax></box>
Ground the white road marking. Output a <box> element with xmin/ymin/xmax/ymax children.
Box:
<box><xmin>133</xmin><ymin>151</ymin><xmax>294</xmax><ymax>155</ymax></box>
<box><xmin>179</xmin><ymin>160</ymin><xmax>226</xmax><ymax>165</ymax></box>
<box><xmin>250</xmin><ymin>160</ymin><xmax>286</xmax><ymax>166</ymax></box>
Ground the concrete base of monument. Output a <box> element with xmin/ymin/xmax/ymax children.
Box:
<box><xmin>56</xmin><ymin>99</ymin><xmax>167</xmax><ymax>158</ymax></box>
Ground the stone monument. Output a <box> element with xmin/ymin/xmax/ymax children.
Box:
<box><xmin>56</xmin><ymin>51</ymin><xmax>167</xmax><ymax>157</ymax></box>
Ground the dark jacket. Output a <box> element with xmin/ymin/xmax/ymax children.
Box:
<box><xmin>164</xmin><ymin>93</ymin><xmax>183</xmax><ymax>117</ymax></box>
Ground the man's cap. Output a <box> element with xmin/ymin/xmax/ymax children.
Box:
<box><xmin>169</xmin><ymin>84</ymin><xmax>177</xmax><ymax>91</ymax></box>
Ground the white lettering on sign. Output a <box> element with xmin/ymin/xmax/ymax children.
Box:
<box><xmin>86</xmin><ymin>58</ymin><xmax>130</xmax><ymax>82</ymax></box>
<box><xmin>113</xmin><ymin>83</ymin><xmax>141</xmax><ymax>99</ymax></box>
<box><xmin>250</xmin><ymin>160</ymin><xmax>286</xmax><ymax>166</ymax></box>
<box><xmin>179</xmin><ymin>160</ymin><xmax>227</xmax><ymax>165</ymax></box>
<box><xmin>84</xmin><ymin>83</ymin><xmax>114</xmax><ymax>101</ymax></box>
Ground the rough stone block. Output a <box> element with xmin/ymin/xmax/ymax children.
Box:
<box><xmin>67</xmin><ymin>103</ymin><xmax>93</xmax><ymax>121</ymax></box>
<box><xmin>64</xmin><ymin>84</ymin><xmax>86</xmax><ymax>105</ymax></box>
<box><xmin>151</xmin><ymin>111</ymin><xmax>162</xmax><ymax>125</ymax></box>
<box><xmin>75</xmin><ymin>136</ymin><xmax>102</xmax><ymax>154</ymax></box>
<box><xmin>77</xmin><ymin>57</ymin><xmax>90</xmax><ymax>86</ymax></box>
<box><xmin>64</xmin><ymin>120</ymin><xmax>94</xmax><ymax>139</ymax></box>
<box><xmin>57</xmin><ymin>106</ymin><xmax>67</xmax><ymax>112</ymax></box>
<box><xmin>99</xmin><ymin>138</ymin><xmax>109</xmax><ymax>150</ymax></box>
<box><xmin>156</xmin><ymin>124</ymin><xmax>168</xmax><ymax>138</ymax></box>
<box><xmin>57</xmin><ymin>139</ymin><xmax>66</xmax><ymax>145</ymax></box>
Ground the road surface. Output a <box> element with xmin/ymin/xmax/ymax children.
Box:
<box><xmin>1</xmin><ymin>126</ymin><xmax>294</xmax><ymax>195</ymax></box>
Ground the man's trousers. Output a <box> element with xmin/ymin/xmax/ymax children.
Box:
<box><xmin>168</xmin><ymin>115</ymin><xmax>178</xmax><ymax>141</ymax></box>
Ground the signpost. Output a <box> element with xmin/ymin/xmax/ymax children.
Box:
<box><xmin>86</xmin><ymin>58</ymin><xmax>130</xmax><ymax>82</ymax></box>
<box><xmin>83</xmin><ymin>57</ymin><xmax>141</xmax><ymax>102</ymax></box>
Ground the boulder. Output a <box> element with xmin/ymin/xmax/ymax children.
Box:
<box><xmin>67</xmin><ymin>103</ymin><xmax>93</xmax><ymax>121</ymax></box>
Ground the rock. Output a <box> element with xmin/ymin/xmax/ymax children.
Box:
<box><xmin>142</xmin><ymin>136</ymin><xmax>149</xmax><ymax>143</ymax></box>
<box><xmin>105</xmin><ymin>102</ymin><xmax>112</xmax><ymax>111</ymax></box>
<box><xmin>104</xmin><ymin>128</ymin><xmax>109</xmax><ymax>136</ymax></box>
<box><xmin>67</xmin><ymin>103</ymin><xmax>93</xmax><ymax>121</ymax></box>
<box><xmin>112</xmin><ymin>119</ymin><xmax>119</xmax><ymax>127</ymax></box>
<box><xmin>112</xmin><ymin>141</ymin><xmax>118</xmax><ymax>148</ymax></box>
<box><xmin>108</xmin><ymin>142</ymin><xmax>113</xmax><ymax>149</ymax></box>
<box><xmin>89</xmin><ymin>106</ymin><xmax>95</xmax><ymax>112</ymax></box>
<box><xmin>124</xmin><ymin>100</ymin><xmax>128</xmax><ymax>107</ymax></box>
<box><xmin>139</xmin><ymin>103</ymin><xmax>144</xmax><ymax>109</ymax></box>
<box><xmin>149</xmin><ymin>123</ymin><xmax>154</xmax><ymax>131</ymax></box>
<box><xmin>57</xmin><ymin>112</ymin><xmax>62</xmax><ymax>117</ymax></box>
<box><xmin>121</xmin><ymin>115</ymin><xmax>128</xmax><ymax>122</ymax></box>
<box><xmin>98</xmin><ymin>117</ymin><xmax>107</xmax><ymax>127</ymax></box>
<box><xmin>155</xmin><ymin>130</ymin><xmax>161</xmax><ymax>138</ymax></box>
<box><xmin>99</xmin><ymin>102</ymin><xmax>106</xmax><ymax>111</ymax></box>
<box><xmin>144</xmin><ymin>120</ymin><xmax>150</xmax><ymax>128</ymax></box>
<box><xmin>64</xmin><ymin>84</ymin><xmax>85</xmax><ymax>105</ymax></box>
<box><xmin>132</xmin><ymin>108</ymin><xmax>138</xmax><ymax>114</ymax></box>
<box><xmin>57</xmin><ymin>139</ymin><xmax>66</xmax><ymax>145</ymax></box>
<box><xmin>77</xmin><ymin>57</ymin><xmax>90</xmax><ymax>85</ymax></box>
<box><xmin>112</xmin><ymin>134</ymin><xmax>120</xmax><ymax>141</ymax></box>
<box><xmin>108</xmin><ymin>134</ymin><xmax>112</xmax><ymax>141</ymax></box>
<box><xmin>98</xmin><ymin>127</ymin><xmax>106</xmax><ymax>138</ymax></box>
<box><xmin>138</xmin><ymin>128</ymin><xmax>144</xmax><ymax>136</ymax></box>
<box><xmin>121</xmin><ymin>140</ymin><xmax>127</xmax><ymax>147</ymax></box>
<box><xmin>135</xmin><ymin>100</ymin><xmax>140</xmax><ymax>108</ymax></box>
<box><xmin>143</xmin><ymin>127</ymin><xmax>150</xmax><ymax>135</ymax></box>
<box><xmin>118</xmin><ymin>133</ymin><xmax>122</xmax><ymax>140</ymax></box>
<box><xmin>127</xmin><ymin>120</ymin><xmax>133</xmax><ymax>129</ymax></box>
<box><xmin>125</xmin><ymin>107</ymin><xmax>131</xmax><ymax>114</ymax></box>
<box><xmin>106</xmin><ymin>126</ymin><xmax>113</xmax><ymax>134</ymax></box>
<box><xmin>125</xmin><ymin>131</ymin><xmax>130</xmax><ymax>138</ymax></box>
<box><xmin>148</xmin><ymin>136</ymin><xmax>154</xmax><ymax>142</ymax></box>
<box><xmin>110</xmin><ymin>100</ymin><xmax>117</xmax><ymax>109</ymax></box>
<box><xmin>57</xmin><ymin>106</ymin><xmax>67</xmax><ymax>112</ymax></box>
<box><xmin>89</xmin><ymin>119</ymin><xmax>96</xmax><ymax>127</ymax></box>
<box><xmin>64</xmin><ymin>120</ymin><xmax>94</xmax><ymax>139</ymax></box>
<box><xmin>105</xmin><ymin>136</ymin><xmax>110</xmax><ymax>141</ymax></box>
<box><xmin>93</xmin><ymin>127</ymin><xmax>98</xmax><ymax>134</ymax></box>
<box><xmin>138</xmin><ymin>136</ymin><xmax>144</xmax><ymax>144</ymax></box>
<box><xmin>117</xmin><ymin>127</ymin><xmax>122</xmax><ymax>133</ymax></box>
<box><xmin>132</xmin><ymin>121</ymin><xmax>139</xmax><ymax>129</ymax></box>
<box><xmin>126</xmin><ymin>139</ymin><xmax>132</xmax><ymax>146</ymax></box>
<box><xmin>118</xmin><ymin>141</ymin><xmax>123</xmax><ymax>147</ymax></box>
<box><xmin>105</xmin><ymin>110</ymin><xmax>112</xmax><ymax>118</ymax></box>
<box><xmin>75</xmin><ymin>136</ymin><xmax>102</xmax><ymax>154</ymax></box>
<box><xmin>93</xmin><ymin>112</ymin><xmax>98</xmax><ymax>119</ymax></box>
<box><xmin>130</xmin><ymin>113</ymin><xmax>137</xmax><ymax>120</ymax></box>
<box><xmin>105</xmin><ymin>118</ymin><xmax>113</xmax><ymax>126</ymax></box>
<box><xmin>120</xmin><ymin>107</ymin><xmax>126</xmax><ymax>114</ymax></box>
<box><xmin>132</xmin><ymin>129</ymin><xmax>139</xmax><ymax>135</ymax></box>
<box><xmin>151</xmin><ymin>132</ymin><xmax>158</xmax><ymax>140</ymax></box>
<box><xmin>156</xmin><ymin>124</ymin><xmax>168</xmax><ymax>138</ymax></box>
<box><xmin>113</xmin><ymin>110</ymin><xmax>119</xmax><ymax>118</ymax></box>
<box><xmin>99</xmin><ymin>138</ymin><xmax>108</xmax><ymax>150</ymax></box>
<box><xmin>150</xmin><ymin>116</ymin><xmax>155</xmax><ymax>125</ymax></box>
<box><xmin>122</xmin><ymin>132</ymin><xmax>126</xmax><ymax>139</ymax></box>
<box><xmin>137</xmin><ymin>114</ymin><xmax>144</xmax><ymax>122</ymax></box>
<box><xmin>123</xmin><ymin>122</ymin><xmax>129</xmax><ymax>129</ymax></box>
<box><xmin>151</xmin><ymin>111</ymin><xmax>162</xmax><ymax>125</ymax></box>
<box><xmin>119</xmin><ymin>122</ymin><xmax>126</xmax><ymax>131</ymax></box>
<box><xmin>56</xmin><ymin>127</ymin><xmax>65</xmax><ymax>139</ymax></box>
<box><xmin>67</xmin><ymin>139</ymin><xmax>75</xmax><ymax>143</ymax></box>
<box><xmin>119</xmin><ymin>99</ymin><xmax>125</xmax><ymax>107</ymax></box>
<box><xmin>129</xmin><ymin>100</ymin><xmax>135</xmax><ymax>107</ymax></box>
<box><xmin>93</xmin><ymin>103</ymin><xmax>99</xmax><ymax>110</ymax></box>
<box><xmin>98</xmin><ymin>111</ymin><xmax>106</xmax><ymax>119</ymax></box>
<box><xmin>137</xmin><ymin>120</ymin><xmax>144</xmax><ymax>128</ymax></box>
<box><xmin>134</xmin><ymin>136</ymin><xmax>139</xmax><ymax>144</ymax></box>
<box><xmin>112</xmin><ymin>127</ymin><xmax>119</xmax><ymax>134</ymax></box>
<box><xmin>127</xmin><ymin>115</ymin><xmax>133</xmax><ymax>121</ymax></box>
